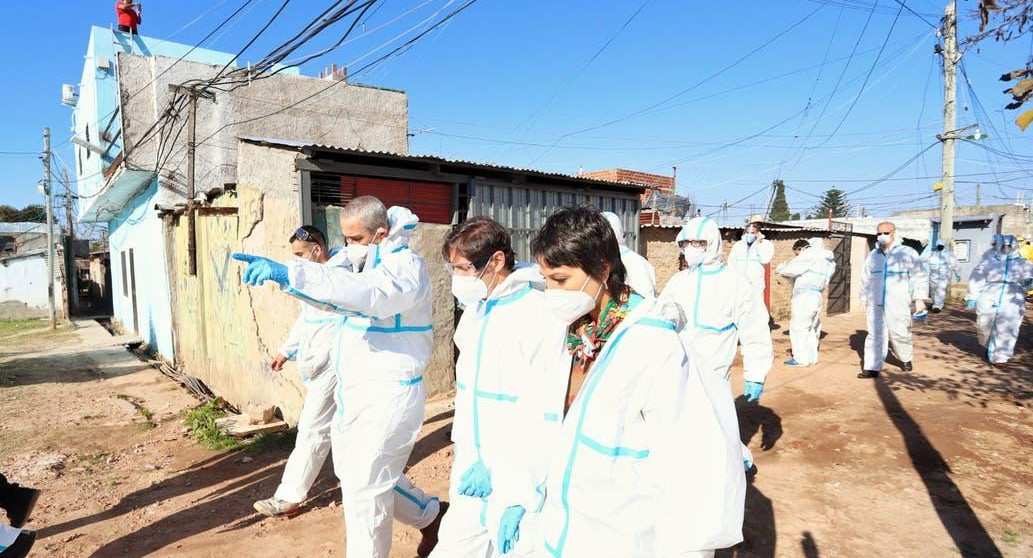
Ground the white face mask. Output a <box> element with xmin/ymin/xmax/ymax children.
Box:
<box><xmin>346</xmin><ymin>231</ymin><xmax>383</xmax><ymax>270</ymax></box>
<box><xmin>346</xmin><ymin>243</ymin><xmax>371</xmax><ymax>270</ymax></box>
<box><xmin>683</xmin><ymin>246</ymin><xmax>706</xmax><ymax>269</ymax></box>
<box><xmin>877</xmin><ymin>233</ymin><xmax>893</xmax><ymax>246</ymax></box>
<box><xmin>451</xmin><ymin>275</ymin><xmax>487</xmax><ymax>307</ymax></box>
<box><xmin>543</xmin><ymin>276</ymin><xmax>599</xmax><ymax>324</ymax></box>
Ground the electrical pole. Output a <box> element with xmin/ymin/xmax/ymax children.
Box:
<box><xmin>43</xmin><ymin>127</ymin><xmax>56</xmax><ymax>330</ymax></box>
<box><xmin>939</xmin><ymin>1</ymin><xmax>959</xmax><ymax>249</ymax></box>
<box><xmin>63</xmin><ymin>167</ymin><xmax>79</xmax><ymax>315</ymax></box>
<box><xmin>170</xmin><ymin>84</ymin><xmax>214</xmax><ymax>276</ymax></box>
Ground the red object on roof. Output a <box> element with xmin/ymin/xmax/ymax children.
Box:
<box><xmin>116</xmin><ymin>2</ymin><xmax>141</xmax><ymax>32</ymax></box>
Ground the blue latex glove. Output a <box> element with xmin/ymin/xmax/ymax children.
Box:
<box><xmin>743</xmin><ymin>456</ymin><xmax>754</xmax><ymax>471</ymax></box>
<box><xmin>743</xmin><ymin>381</ymin><xmax>764</xmax><ymax>403</ymax></box>
<box><xmin>458</xmin><ymin>460</ymin><xmax>492</xmax><ymax>498</ymax></box>
<box><xmin>955</xmin><ymin>275</ymin><xmax>961</xmax><ymax>282</ymax></box>
<box><xmin>497</xmin><ymin>505</ymin><xmax>526</xmax><ymax>554</ymax></box>
<box><xmin>966</xmin><ymin>300</ymin><xmax>976</xmax><ymax>310</ymax></box>
<box><xmin>233</xmin><ymin>253</ymin><xmax>288</xmax><ymax>287</ymax></box>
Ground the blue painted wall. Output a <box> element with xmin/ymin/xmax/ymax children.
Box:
<box><xmin>108</xmin><ymin>178</ymin><xmax>175</xmax><ymax>360</ymax></box>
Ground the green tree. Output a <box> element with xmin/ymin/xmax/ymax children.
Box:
<box><xmin>769</xmin><ymin>179</ymin><xmax>791</xmax><ymax>222</ymax></box>
<box><xmin>17</xmin><ymin>205</ymin><xmax>47</xmax><ymax>223</ymax></box>
<box><xmin>0</xmin><ymin>204</ymin><xmax>46</xmax><ymax>223</ymax></box>
<box><xmin>809</xmin><ymin>188</ymin><xmax>851</xmax><ymax>219</ymax></box>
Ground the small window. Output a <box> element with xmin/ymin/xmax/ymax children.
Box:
<box><xmin>954</xmin><ymin>240</ymin><xmax>971</xmax><ymax>263</ymax></box>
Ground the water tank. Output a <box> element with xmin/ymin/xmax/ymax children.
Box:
<box><xmin>61</xmin><ymin>84</ymin><xmax>79</xmax><ymax>107</ymax></box>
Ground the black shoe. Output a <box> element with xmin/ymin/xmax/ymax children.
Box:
<box><xmin>857</xmin><ymin>370</ymin><xmax>880</xmax><ymax>379</ymax></box>
<box><xmin>0</xmin><ymin>529</ymin><xmax>36</xmax><ymax>558</ymax></box>
<box><xmin>901</xmin><ymin>362</ymin><xmax>913</xmax><ymax>372</ymax></box>
<box><xmin>931</xmin><ymin>307</ymin><xmax>941</xmax><ymax>314</ymax></box>
<box><xmin>1</xmin><ymin>486</ymin><xmax>39</xmax><ymax>529</ymax></box>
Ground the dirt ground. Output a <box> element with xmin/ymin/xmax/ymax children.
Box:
<box><xmin>1</xmin><ymin>306</ymin><xmax>1031</xmax><ymax>558</ymax></box>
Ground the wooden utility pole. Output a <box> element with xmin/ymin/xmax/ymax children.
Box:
<box><xmin>43</xmin><ymin>127</ymin><xmax>56</xmax><ymax>330</ymax></box>
<box><xmin>169</xmin><ymin>85</ymin><xmax>214</xmax><ymax>276</ymax></box>
<box><xmin>939</xmin><ymin>1</ymin><xmax>959</xmax><ymax>248</ymax></box>
<box><xmin>63</xmin><ymin>167</ymin><xmax>79</xmax><ymax>314</ymax></box>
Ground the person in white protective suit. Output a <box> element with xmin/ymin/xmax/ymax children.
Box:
<box><xmin>531</xmin><ymin>207</ymin><xmax>745</xmax><ymax>558</ymax></box>
<box><xmin>776</xmin><ymin>238</ymin><xmax>836</xmax><ymax>367</ymax></box>
<box><xmin>924</xmin><ymin>240</ymin><xmax>961</xmax><ymax>313</ymax></box>
<box><xmin>252</xmin><ymin>226</ymin><xmax>345</xmax><ymax>518</ymax></box>
<box><xmin>233</xmin><ymin>197</ymin><xmax>445</xmax><ymax>558</ymax></box>
<box><xmin>602</xmin><ymin>211</ymin><xmax>657</xmax><ymax>298</ymax></box>
<box><xmin>965</xmin><ymin>234</ymin><xmax>1033</xmax><ymax>367</ymax></box>
<box><xmin>430</xmin><ymin>217</ymin><xmax>568</xmax><ymax>558</ymax></box>
<box><xmin>727</xmin><ymin>222</ymin><xmax>775</xmax><ymax>315</ymax></box>
<box><xmin>857</xmin><ymin>221</ymin><xmax>929</xmax><ymax>379</ymax></box>
<box><xmin>659</xmin><ymin>216</ymin><xmax>774</xmax><ymax>470</ymax></box>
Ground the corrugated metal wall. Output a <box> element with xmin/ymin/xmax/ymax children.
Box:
<box><xmin>467</xmin><ymin>180</ymin><xmax>641</xmax><ymax>260</ymax></box>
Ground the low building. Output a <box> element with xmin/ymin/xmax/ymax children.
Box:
<box><xmin>0</xmin><ymin>223</ymin><xmax>66</xmax><ymax>320</ymax></box>
<box><xmin>930</xmin><ymin>214</ymin><xmax>1003</xmax><ymax>279</ymax></box>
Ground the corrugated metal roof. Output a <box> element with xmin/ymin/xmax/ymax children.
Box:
<box><xmin>238</xmin><ymin>136</ymin><xmax>647</xmax><ymax>194</ymax></box>
<box><xmin>0</xmin><ymin>223</ymin><xmax>62</xmax><ymax>235</ymax></box>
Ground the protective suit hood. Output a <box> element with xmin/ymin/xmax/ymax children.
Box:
<box><xmin>677</xmin><ymin>216</ymin><xmax>723</xmax><ymax>266</ymax></box>
<box><xmin>602</xmin><ymin>211</ymin><xmax>627</xmax><ymax>247</ymax></box>
<box><xmin>381</xmin><ymin>206</ymin><xmax>419</xmax><ymax>253</ymax></box>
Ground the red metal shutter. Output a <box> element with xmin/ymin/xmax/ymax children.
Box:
<box><xmin>346</xmin><ymin>176</ymin><xmax>452</xmax><ymax>225</ymax></box>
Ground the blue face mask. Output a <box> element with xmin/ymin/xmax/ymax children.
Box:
<box><xmin>742</xmin><ymin>233</ymin><xmax>757</xmax><ymax>244</ymax></box>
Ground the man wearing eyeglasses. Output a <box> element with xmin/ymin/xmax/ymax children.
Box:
<box><xmin>234</xmin><ymin>201</ymin><xmax>446</xmax><ymax>558</ymax></box>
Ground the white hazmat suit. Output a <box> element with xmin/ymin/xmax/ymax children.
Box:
<box><xmin>727</xmin><ymin>233</ymin><xmax>775</xmax><ymax>313</ymax></box>
<box><xmin>603</xmin><ymin>211</ymin><xmax>657</xmax><ymax>298</ymax></box>
<box><xmin>660</xmin><ymin>216</ymin><xmax>773</xmax><ymax>469</ymax></box>
<box><xmin>430</xmin><ymin>266</ymin><xmax>568</xmax><ymax>558</ymax></box>
<box><xmin>966</xmin><ymin>240</ymin><xmax>1033</xmax><ymax>364</ymax></box>
<box><xmin>536</xmin><ymin>296</ymin><xmax>745</xmax><ymax>558</ymax></box>
<box><xmin>924</xmin><ymin>244</ymin><xmax>961</xmax><ymax>310</ymax></box>
<box><xmin>860</xmin><ymin>240</ymin><xmax>928</xmax><ymax>371</ymax></box>
<box><xmin>284</xmin><ymin>207</ymin><xmax>440</xmax><ymax>558</ymax></box>
<box><xmin>776</xmin><ymin>238</ymin><xmax>836</xmax><ymax>366</ymax></box>
<box><xmin>272</xmin><ymin>247</ymin><xmax>351</xmax><ymax>505</ymax></box>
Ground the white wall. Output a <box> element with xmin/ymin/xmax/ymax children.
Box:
<box><xmin>0</xmin><ymin>253</ymin><xmax>65</xmax><ymax>319</ymax></box>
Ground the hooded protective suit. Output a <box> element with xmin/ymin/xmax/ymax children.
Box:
<box><xmin>283</xmin><ymin>207</ymin><xmax>439</xmax><ymax>558</ymax></box>
<box><xmin>966</xmin><ymin>236</ymin><xmax>1033</xmax><ymax>364</ymax></box>
<box><xmin>661</xmin><ymin>217</ymin><xmax>773</xmax><ymax>384</ymax></box>
<box><xmin>430</xmin><ymin>266</ymin><xmax>568</xmax><ymax>558</ymax></box>
<box><xmin>660</xmin><ymin>216</ymin><xmax>772</xmax><ymax>471</ymax></box>
<box><xmin>860</xmin><ymin>239</ymin><xmax>928</xmax><ymax>371</ymax></box>
<box><xmin>603</xmin><ymin>211</ymin><xmax>657</xmax><ymax>298</ymax></box>
<box><xmin>271</xmin><ymin>247</ymin><xmax>351</xmax><ymax>504</ymax></box>
<box><xmin>536</xmin><ymin>296</ymin><xmax>745</xmax><ymax>558</ymax></box>
<box><xmin>727</xmin><ymin>232</ymin><xmax>774</xmax><ymax>313</ymax></box>
<box><xmin>923</xmin><ymin>242</ymin><xmax>961</xmax><ymax>310</ymax></box>
<box><xmin>776</xmin><ymin>238</ymin><xmax>836</xmax><ymax>366</ymax></box>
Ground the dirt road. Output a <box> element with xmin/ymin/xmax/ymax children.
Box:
<box><xmin>1</xmin><ymin>308</ymin><xmax>1030</xmax><ymax>558</ymax></box>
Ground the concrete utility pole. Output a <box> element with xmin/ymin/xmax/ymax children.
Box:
<box><xmin>169</xmin><ymin>84</ymin><xmax>214</xmax><ymax>276</ymax></box>
<box><xmin>938</xmin><ymin>1</ymin><xmax>959</xmax><ymax>249</ymax></box>
<box><xmin>43</xmin><ymin>127</ymin><xmax>56</xmax><ymax>330</ymax></box>
<box><xmin>63</xmin><ymin>167</ymin><xmax>79</xmax><ymax>315</ymax></box>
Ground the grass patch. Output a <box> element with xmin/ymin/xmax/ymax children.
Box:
<box><xmin>0</xmin><ymin>319</ymin><xmax>47</xmax><ymax>337</ymax></box>
<box><xmin>116</xmin><ymin>394</ymin><xmax>157</xmax><ymax>429</ymax></box>
<box><xmin>1002</xmin><ymin>529</ymin><xmax>1020</xmax><ymax>545</ymax></box>
<box><xmin>184</xmin><ymin>400</ymin><xmax>296</xmax><ymax>454</ymax></box>
<box><xmin>184</xmin><ymin>400</ymin><xmax>243</xmax><ymax>451</ymax></box>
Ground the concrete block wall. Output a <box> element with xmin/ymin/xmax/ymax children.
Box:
<box><xmin>640</xmin><ymin>227</ymin><xmax>683</xmax><ymax>291</ymax></box>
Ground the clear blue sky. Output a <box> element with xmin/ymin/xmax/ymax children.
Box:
<box><xmin>1</xmin><ymin>0</ymin><xmax>1030</xmax><ymax>223</ymax></box>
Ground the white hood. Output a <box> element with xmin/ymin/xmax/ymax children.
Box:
<box><xmin>382</xmin><ymin>206</ymin><xmax>419</xmax><ymax>252</ymax></box>
<box><xmin>602</xmin><ymin>211</ymin><xmax>627</xmax><ymax>247</ymax></box>
<box><xmin>677</xmin><ymin>216</ymin><xmax>723</xmax><ymax>266</ymax></box>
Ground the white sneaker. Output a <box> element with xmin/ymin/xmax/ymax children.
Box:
<box><xmin>253</xmin><ymin>497</ymin><xmax>300</xmax><ymax>517</ymax></box>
